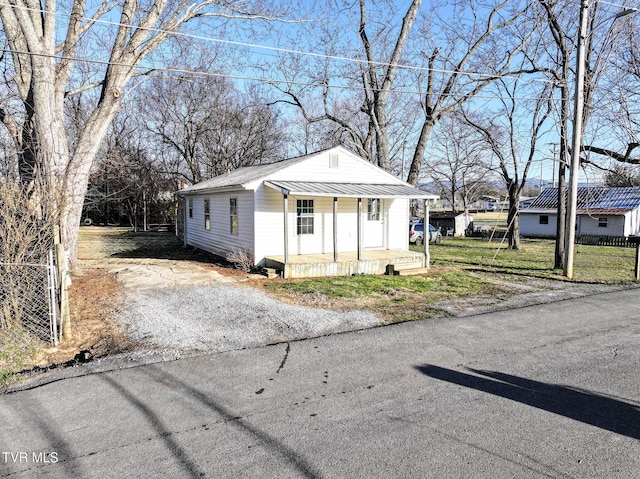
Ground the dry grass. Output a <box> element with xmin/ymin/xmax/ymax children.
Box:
<box><xmin>1</xmin><ymin>267</ymin><xmax>140</xmax><ymax>390</ymax></box>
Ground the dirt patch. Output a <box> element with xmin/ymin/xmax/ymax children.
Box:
<box><xmin>33</xmin><ymin>268</ymin><xmax>138</xmax><ymax>368</ymax></box>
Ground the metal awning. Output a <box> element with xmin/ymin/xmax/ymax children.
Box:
<box><xmin>264</xmin><ymin>180</ymin><xmax>437</xmax><ymax>199</ymax></box>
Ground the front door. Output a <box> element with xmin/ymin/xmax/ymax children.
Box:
<box><xmin>364</xmin><ymin>198</ymin><xmax>384</xmax><ymax>248</ymax></box>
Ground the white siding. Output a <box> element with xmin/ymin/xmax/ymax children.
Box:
<box><xmin>520</xmin><ymin>212</ymin><xmax>557</xmax><ymax>237</ymax></box>
<box><xmin>254</xmin><ymin>185</ymin><xmax>286</xmax><ymax>263</ymax></box>
<box><xmin>578</xmin><ymin>215</ymin><xmax>625</xmax><ymax>236</ymax></box>
<box><xmin>625</xmin><ymin>209</ymin><xmax>640</xmax><ymax>236</ymax></box>
<box><xmin>188</xmin><ymin>147</ymin><xmax>421</xmax><ymax>264</ymax></box>
<box><xmin>184</xmin><ymin>191</ymin><xmax>255</xmax><ymax>259</ymax></box>
<box><xmin>290</xmin><ymin>195</ymin><xmax>329</xmax><ymax>255</ymax></box>
<box><xmin>520</xmin><ymin>211</ymin><xmax>636</xmax><ymax>237</ymax></box>
<box><xmin>253</xmin><ymin>185</ymin><xmax>411</xmax><ymax>262</ymax></box>
<box><xmin>336</xmin><ymin>198</ymin><xmax>359</xmax><ymax>252</ymax></box>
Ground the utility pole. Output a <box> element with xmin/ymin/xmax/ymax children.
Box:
<box><xmin>564</xmin><ymin>2</ymin><xmax>636</xmax><ymax>278</ymax></box>
<box><xmin>564</xmin><ymin>0</ymin><xmax>589</xmax><ymax>279</ymax></box>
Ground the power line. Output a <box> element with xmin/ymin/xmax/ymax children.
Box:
<box><xmin>0</xmin><ymin>2</ymin><xmax>555</xmax><ymax>86</ymax></box>
<box><xmin>598</xmin><ymin>0</ymin><xmax>640</xmax><ymax>10</ymax></box>
<box><xmin>0</xmin><ymin>47</ymin><xmax>567</xmax><ymax>103</ymax></box>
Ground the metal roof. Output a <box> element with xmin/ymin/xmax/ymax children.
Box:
<box><xmin>524</xmin><ymin>187</ymin><xmax>640</xmax><ymax>214</ymax></box>
<box><xmin>178</xmin><ymin>155</ymin><xmax>311</xmax><ymax>193</ymax></box>
<box><xmin>177</xmin><ymin>146</ymin><xmax>437</xmax><ymax>199</ymax></box>
<box><xmin>264</xmin><ymin>180</ymin><xmax>438</xmax><ymax>199</ymax></box>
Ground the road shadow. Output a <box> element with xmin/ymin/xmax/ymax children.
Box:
<box><xmin>100</xmin><ymin>366</ymin><xmax>322</xmax><ymax>478</ymax></box>
<box><xmin>101</xmin><ymin>374</ymin><xmax>207</xmax><ymax>478</ymax></box>
<box><xmin>415</xmin><ymin>365</ymin><xmax>640</xmax><ymax>440</ymax></box>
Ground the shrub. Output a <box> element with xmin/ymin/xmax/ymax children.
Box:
<box><xmin>226</xmin><ymin>247</ymin><xmax>255</xmax><ymax>272</ymax></box>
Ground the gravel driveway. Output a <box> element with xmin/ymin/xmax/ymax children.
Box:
<box><xmin>119</xmin><ymin>281</ymin><xmax>381</xmax><ymax>355</ymax></box>
<box><xmin>78</xmin><ymin>228</ymin><xmax>382</xmax><ymax>359</ymax></box>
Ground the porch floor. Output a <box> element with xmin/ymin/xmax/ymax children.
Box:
<box><xmin>264</xmin><ymin>249</ymin><xmax>426</xmax><ymax>278</ymax></box>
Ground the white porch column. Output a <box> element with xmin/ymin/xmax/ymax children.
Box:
<box><xmin>357</xmin><ymin>198</ymin><xmax>362</xmax><ymax>260</ymax></box>
<box><xmin>183</xmin><ymin>197</ymin><xmax>188</xmax><ymax>247</ymax></box>
<box><xmin>424</xmin><ymin>200</ymin><xmax>430</xmax><ymax>268</ymax></box>
<box><xmin>333</xmin><ymin>197</ymin><xmax>338</xmax><ymax>262</ymax></box>
<box><xmin>283</xmin><ymin>194</ymin><xmax>289</xmax><ymax>264</ymax></box>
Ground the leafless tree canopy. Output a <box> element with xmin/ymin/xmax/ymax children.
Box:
<box><xmin>0</xmin><ymin>0</ymin><xmax>290</xmax><ymax>266</ymax></box>
<box><xmin>1</xmin><ymin>0</ymin><xmax>640</xmax><ymax>270</ymax></box>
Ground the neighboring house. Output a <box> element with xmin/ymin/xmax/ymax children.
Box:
<box><xmin>427</xmin><ymin>211</ymin><xmax>473</xmax><ymax>236</ymax></box>
<box><xmin>520</xmin><ymin>187</ymin><xmax>640</xmax><ymax>238</ymax></box>
<box><xmin>518</xmin><ymin>196</ymin><xmax>537</xmax><ymax>209</ymax></box>
<box><xmin>177</xmin><ymin>147</ymin><xmax>438</xmax><ymax>278</ymax></box>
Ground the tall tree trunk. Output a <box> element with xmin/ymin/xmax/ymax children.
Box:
<box><xmin>408</xmin><ymin>118</ymin><xmax>435</xmax><ymax>186</ymax></box>
<box><xmin>507</xmin><ymin>181</ymin><xmax>520</xmax><ymax>249</ymax></box>
<box><xmin>359</xmin><ymin>0</ymin><xmax>422</xmax><ymax>171</ymax></box>
<box><xmin>60</xmin><ymin>92</ymin><xmax>121</xmax><ymax>267</ymax></box>
<box><xmin>554</xmin><ymin>84</ymin><xmax>570</xmax><ymax>269</ymax></box>
<box><xmin>373</xmin><ymin>103</ymin><xmax>391</xmax><ymax>171</ymax></box>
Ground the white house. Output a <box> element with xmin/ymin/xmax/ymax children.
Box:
<box><xmin>177</xmin><ymin>147</ymin><xmax>438</xmax><ymax>278</ymax></box>
<box><xmin>520</xmin><ymin>186</ymin><xmax>640</xmax><ymax>238</ymax></box>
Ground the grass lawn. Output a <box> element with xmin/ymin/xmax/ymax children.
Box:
<box><xmin>0</xmin><ymin>330</ymin><xmax>39</xmax><ymax>389</ymax></box>
<box><xmin>426</xmin><ymin>237</ymin><xmax>637</xmax><ymax>283</ymax></box>
<box><xmin>266</xmin><ymin>237</ymin><xmax>638</xmax><ymax>324</ymax></box>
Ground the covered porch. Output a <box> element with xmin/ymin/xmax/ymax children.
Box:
<box><xmin>264</xmin><ymin>249</ymin><xmax>426</xmax><ymax>279</ymax></box>
<box><xmin>262</xmin><ymin>180</ymin><xmax>437</xmax><ymax>278</ymax></box>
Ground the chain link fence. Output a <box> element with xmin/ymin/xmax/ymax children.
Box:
<box><xmin>0</xmin><ymin>252</ymin><xmax>59</xmax><ymax>346</ymax></box>
<box><xmin>1</xmin><ymin>180</ymin><xmax>62</xmax><ymax>379</ymax></box>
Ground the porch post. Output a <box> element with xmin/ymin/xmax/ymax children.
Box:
<box><xmin>183</xmin><ymin>197</ymin><xmax>188</xmax><ymax>247</ymax></box>
<box><xmin>283</xmin><ymin>194</ymin><xmax>289</xmax><ymax>264</ymax></box>
<box><xmin>424</xmin><ymin>199</ymin><xmax>430</xmax><ymax>268</ymax></box>
<box><xmin>357</xmin><ymin>198</ymin><xmax>362</xmax><ymax>260</ymax></box>
<box><xmin>333</xmin><ymin>197</ymin><xmax>338</xmax><ymax>262</ymax></box>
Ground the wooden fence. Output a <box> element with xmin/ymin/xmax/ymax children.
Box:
<box><xmin>576</xmin><ymin>235</ymin><xmax>635</xmax><ymax>248</ymax></box>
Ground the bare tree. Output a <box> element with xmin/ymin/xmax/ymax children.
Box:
<box><xmin>0</xmin><ymin>0</ymin><xmax>286</xmax><ymax>267</ymax></box>
<box><xmin>603</xmin><ymin>164</ymin><xmax>640</xmax><ymax>187</ymax></box>
<box><xmin>405</xmin><ymin>0</ymin><xmax>532</xmax><ymax>186</ymax></box>
<box><xmin>533</xmin><ymin>1</ymin><xmax>637</xmax><ymax>266</ymax></box>
<box><xmin>274</xmin><ymin>0</ymin><xmax>530</xmax><ymax>183</ymax></box>
<box><xmin>272</xmin><ymin>0</ymin><xmax>421</xmax><ymax>169</ymax></box>
<box><xmin>356</xmin><ymin>0</ymin><xmax>422</xmax><ymax>171</ymax></box>
<box><xmin>580</xmin><ymin>9</ymin><xmax>640</xmax><ymax>167</ymax></box>
<box><xmin>536</xmin><ymin>0</ymin><xmax>572</xmax><ymax>268</ymax></box>
<box><xmin>140</xmin><ymin>72</ymin><xmax>285</xmax><ymax>184</ymax></box>
<box><xmin>84</xmin><ymin>113</ymin><xmax>174</xmax><ymax>229</ymax></box>
<box><xmin>424</xmin><ymin>113</ymin><xmax>493</xmax><ymax>220</ymax></box>
<box><xmin>463</xmin><ymin>79</ymin><xmax>552</xmax><ymax>249</ymax></box>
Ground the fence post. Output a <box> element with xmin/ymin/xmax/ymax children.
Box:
<box><xmin>55</xmin><ymin>243</ymin><xmax>72</xmax><ymax>339</ymax></box>
<box><xmin>48</xmin><ymin>250</ymin><xmax>59</xmax><ymax>345</ymax></box>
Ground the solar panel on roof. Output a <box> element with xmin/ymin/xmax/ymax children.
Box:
<box><xmin>524</xmin><ymin>187</ymin><xmax>640</xmax><ymax>212</ymax></box>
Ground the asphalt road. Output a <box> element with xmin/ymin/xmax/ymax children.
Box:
<box><xmin>1</xmin><ymin>288</ymin><xmax>639</xmax><ymax>478</ymax></box>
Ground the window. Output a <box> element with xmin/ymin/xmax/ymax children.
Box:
<box><xmin>204</xmin><ymin>199</ymin><xmax>211</xmax><ymax>230</ymax></box>
<box><xmin>296</xmin><ymin>199</ymin><xmax>314</xmax><ymax>235</ymax></box>
<box><xmin>539</xmin><ymin>215</ymin><xmax>549</xmax><ymax>225</ymax></box>
<box><xmin>367</xmin><ymin>198</ymin><xmax>381</xmax><ymax>221</ymax></box>
<box><xmin>188</xmin><ymin>198</ymin><xmax>193</xmax><ymax>218</ymax></box>
<box><xmin>598</xmin><ymin>217</ymin><xmax>608</xmax><ymax>228</ymax></box>
<box><xmin>230</xmin><ymin>198</ymin><xmax>238</xmax><ymax>234</ymax></box>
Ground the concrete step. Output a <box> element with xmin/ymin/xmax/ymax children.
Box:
<box><xmin>262</xmin><ymin>267</ymin><xmax>279</xmax><ymax>279</ymax></box>
<box><xmin>393</xmin><ymin>261</ymin><xmax>424</xmax><ymax>270</ymax></box>
<box><xmin>395</xmin><ymin>267</ymin><xmax>430</xmax><ymax>276</ymax></box>
<box><xmin>385</xmin><ymin>261</ymin><xmax>425</xmax><ymax>276</ymax></box>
